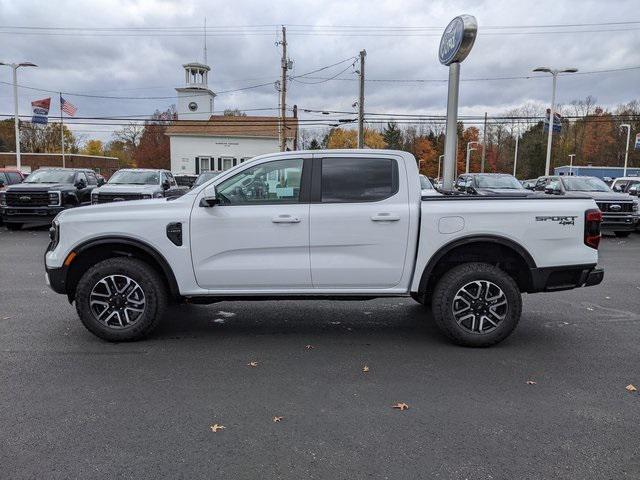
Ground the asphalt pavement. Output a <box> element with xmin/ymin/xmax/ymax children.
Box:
<box><xmin>1</xmin><ymin>228</ymin><xmax>639</xmax><ymax>479</ymax></box>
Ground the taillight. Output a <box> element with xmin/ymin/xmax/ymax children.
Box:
<box><xmin>584</xmin><ymin>208</ymin><xmax>602</xmax><ymax>249</ymax></box>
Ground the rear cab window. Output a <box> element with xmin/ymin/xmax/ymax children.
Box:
<box><xmin>320</xmin><ymin>157</ymin><xmax>398</xmax><ymax>203</ymax></box>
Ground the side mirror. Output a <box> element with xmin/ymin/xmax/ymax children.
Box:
<box><xmin>629</xmin><ymin>186</ymin><xmax>639</xmax><ymax>196</ymax></box>
<box><xmin>97</xmin><ymin>178</ymin><xmax>105</xmax><ymax>187</ymax></box>
<box><xmin>0</xmin><ymin>179</ymin><xmax>4</xmax><ymax>187</ymax></box>
<box><xmin>525</xmin><ymin>184</ymin><xmax>535</xmax><ymax>190</ymax></box>
<box><xmin>466</xmin><ymin>186</ymin><xmax>476</xmax><ymax>194</ymax></box>
<box><xmin>162</xmin><ymin>179</ymin><xmax>170</xmax><ymax>190</ymax></box>
<box><xmin>612</xmin><ymin>185</ymin><xmax>622</xmax><ymax>192</ymax></box>
<box><xmin>75</xmin><ymin>179</ymin><xmax>86</xmax><ymax>189</ymax></box>
<box><xmin>199</xmin><ymin>187</ymin><xmax>219</xmax><ymax>207</ymax></box>
<box><xmin>544</xmin><ymin>185</ymin><xmax>560</xmax><ymax>195</ymax></box>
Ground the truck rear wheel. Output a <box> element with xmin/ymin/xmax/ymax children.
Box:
<box><xmin>75</xmin><ymin>257</ymin><xmax>167</xmax><ymax>341</ymax></box>
<box><xmin>431</xmin><ymin>262</ymin><xmax>522</xmax><ymax>347</ymax></box>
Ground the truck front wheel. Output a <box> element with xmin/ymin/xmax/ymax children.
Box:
<box><xmin>431</xmin><ymin>262</ymin><xmax>522</xmax><ymax>347</ymax></box>
<box><xmin>75</xmin><ymin>257</ymin><xmax>167</xmax><ymax>341</ymax></box>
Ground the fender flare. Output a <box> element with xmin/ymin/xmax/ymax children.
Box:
<box><xmin>417</xmin><ymin>234</ymin><xmax>537</xmax><ymax>294</ymax></box>
<box><xmin>72</xmin><ymin>235</ymin><xmax>180</xmax><ymax>298</ymax></box>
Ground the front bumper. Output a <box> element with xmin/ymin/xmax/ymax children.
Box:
<box><xmin>45</xmin><ymin>266</ymin><xmax>68</xmax><ymax>295</ymax></box>
<box><xmin>529</xmin><ymin>264</ymin><xmax>604</xmax><ymax>293</ymax></box>
<box><xmin>1</xmin><ymin>205</ymin><xmax>65</xmax><ymax>225</ymax></box>
<box><xmin>601</xmin><ymin>214</ymin><xmax>638</xmax><ymax>232</ymax></box>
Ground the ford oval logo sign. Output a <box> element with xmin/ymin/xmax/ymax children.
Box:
<box><xmin>439</xmin><ymin>15</ymin><xmax>478</xmax><ymax>66</ymax></box>
<box><xmin>19</xmin><ymin>195</ymin><xmax>31</xmax><ymax>202</ymax></box>
<box><xmin>609</xmin><ymin>204</ymin><xmax>622</xmax><ymax>212</ymax></box>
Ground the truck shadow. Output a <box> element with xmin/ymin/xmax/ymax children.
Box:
<box><xmin>153</xmin><ymin>300</ymin><xmax>451</xmax><ymax>345</ymax></box>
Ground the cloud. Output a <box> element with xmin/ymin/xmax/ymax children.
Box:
<box><xmin>0</xmin><ymin>0</ymin><xmax>638</xmax><ymax>142</ymax></box>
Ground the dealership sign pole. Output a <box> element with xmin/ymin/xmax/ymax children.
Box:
<box><xmin>439</xmin><ymin>15</ymin><xmax>477</xmax><ymax>190</ymax></box>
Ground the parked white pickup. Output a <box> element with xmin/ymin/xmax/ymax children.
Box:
<box><xmin>45</xmin><ymin>150</ymin><xmax>604</xmax><ymax>346</ymax></box>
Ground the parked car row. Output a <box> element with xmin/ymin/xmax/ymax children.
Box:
<box><xmin>0</xmin><ymin>167</ymin><xmax>192</xmax><ymax>230</ymax></box>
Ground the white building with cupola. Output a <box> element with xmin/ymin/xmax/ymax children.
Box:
<box><xmin>167</xmin><ymin>62</ymin><xmax>297</xmax><ymax>175</ymax></box>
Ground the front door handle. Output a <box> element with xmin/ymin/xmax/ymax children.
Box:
<box><xmin>272</xmin><ymin>215</ymin><xmax>301</xmax><ymax>224</ymax></box>
<box><xmin>371</xmin><ymin>213</ymin><xmax>400</xmax><ymax>222</ymax></box>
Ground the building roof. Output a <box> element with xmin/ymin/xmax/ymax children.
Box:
<box><xmin>165</xmin><ymin>115</ymin><xmax>298</xmax><ymax>140</ymax></box>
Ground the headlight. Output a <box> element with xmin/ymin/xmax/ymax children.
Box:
<box><xmin>48</xmin><ymin>191</ymin><xmax>61</xmax><ymax>206</ymax></box>
<box><xmin>0</xmin><ymin>192</ymin><xmax>6</xmax><ymax>207</ymax></box>
<box><xmin>91</xmin><ymin>193</ymin><xmax>99</xmax><ymax>205</ymax></box>
<box><xmin>633</xmin><ymin>202</ymin><xmax>638</xmax><ymax>212</ymax></box>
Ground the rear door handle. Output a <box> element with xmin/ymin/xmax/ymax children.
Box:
<box><xmin>272</xmin><ymin>215</ymin><xmax>301</xmax><ymax>223</ymax></box>
<box><xmin>371</xmin><ymin>213</ymin><xmax>400</xmax><ymax>222</ymax></box>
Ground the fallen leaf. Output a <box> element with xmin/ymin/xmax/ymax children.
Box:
<box><xmin>526</xmin><ymin>380</ymin><xmax>537</xmax><ymax>385</ymax></box>
<box><xmin>392</xmin><ymin>402</ymin><xmax>409</xmax><ymax>411</ymax></box>
<box><xmin>626</xmin><ymin>384</ymin><xmax>637</xmax><ymax>392</ymax></box>
<box><xmin>272</xmin><ymin>416</ymin><xmax>283</xmax><ymax>422</ymax></box>
<box><xmin>305</xmin><ymin>344</ymin><xmax>314</xmax><ymax>350</ymax></box>
<box><xmin>586</xmin><ymin>306</ymin><xmax>594</xmax><ymax>311</ymax></box>
<box><xmin>210</xmin><ymin>424</ymin><xmax>225</xmax><ymax>432</ymax></box>
<box><xmin>362</xmin><ymin>365</ymin><xmax>370</xmax><ymax>373</ymax></box>
<box><xmin>247</xmin><ymin>361</ymin><xmax>259</xmax><ymax>367</ymax></box>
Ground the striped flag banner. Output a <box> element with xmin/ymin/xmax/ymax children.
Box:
<box><xmin>60</xmin><ymin>97</ymin><xmax>77</xmax><ymax>116</ymax></box>
<box><xmin>31</xmin><ymin>97</ymin><xmax>51</xmax><ymax>124</ymax></box>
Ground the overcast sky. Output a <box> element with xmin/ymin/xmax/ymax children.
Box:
<box><xmin>1</xmin><ymin>0</ymin><xmax>639</xmax><ymax>143</ymax></box>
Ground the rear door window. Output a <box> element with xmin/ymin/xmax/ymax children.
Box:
<box><xmin>320</xmin><ymin>157</ymin><xmax>398</xmax><ymax>203</ymax></box>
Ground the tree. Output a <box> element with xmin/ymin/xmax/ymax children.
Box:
<box><xmin>382</xmin><ymin>121</ymin><xmax>402</xmax><ymax>149</ymax></box>
<box><xmin>133</xmin><ymin>107</ymin><xmax>175</xmax><ymax>169</ymax></box>
<box><xmin>82</xmin><ymin>139</ymin><xmax>104</xmax><ymax>156</ymax></box>
<box><xmin>414</xmin><ymin>137</ymin><xmax>438</xmax><ymax>176</ymax></box>
<box><xmin>104</xmin><ymin>140</ymin><xmax>135</xmax><ymax>168</ymax></box>
<box><xmin>309</xmin><ymin>138</ymin><xmax>321</xmax><ymax>150</ymax></box>
<box><xmin>223</xmin><ymin>108</ymin><xmax>247</xmax><ymax>116</ymax></box>
<box><xmin>18</xmin><ymin>122</ymin><xmax>77</xmax><ymax>154</ymax></box>
<box><xmin>113</xmin><ymin>123</ymin><xmax>143</xmax><ymax>148</ymax></box>
<box><xmin>326</xmin><ymin>128</ymin><xmax>385</xmax><ymax>149</ymax></box>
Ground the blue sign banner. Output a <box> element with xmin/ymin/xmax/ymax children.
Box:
<box><xmin>439</xmin><ymin>17</ymin><xmax>464</xmax><ymax>65</ymax></box>
<box><xmin>31</xmin><ymin>97</ymin><xmax>51</xmax><ymax>125</ymax></box>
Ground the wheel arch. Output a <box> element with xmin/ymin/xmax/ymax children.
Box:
<box><xmin>417</xmin><ymin>235</ymin><xmax>537</xmax><ymax>301</ymax></box>
<box><xmin>65</xmin><ymin>236</ymin><xmax>180</xmax><ymax>302</ymax></box>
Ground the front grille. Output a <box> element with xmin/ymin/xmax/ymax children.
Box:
<box><xmin>6</xmin><ymin>191</ymin><xmax>50</xmax><ymax>207</ymax></box>
<box><xmin>97</xmin><ymin>193</ymin><xmax>145</xmax><ymax>204</ymax></box>
<box><xmin>596</xmin><ymin>201</ymin><xmax>633</xmax><ymax>213</ymax></box>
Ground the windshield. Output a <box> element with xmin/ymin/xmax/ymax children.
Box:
<box><xmin>474</xmin><ymin>175</ymin><xmax>523</xmax><ymax>189</ymax></box>
<box><xmin>419</xmin><ymin>175</ymin><xmax>433</xmax><ymax>190</ymax></box>
<box><xmin>193</xmin><ymin>172</ymin><xmax>221</xmax><ymax>187</ymax></box>
<box><xmin>561</xmin><ymin>176</ymin><xmax>610</xmax><ymax>192</ymax></box>
<box><xmin>108</xmin><ymin>170</ymin><xmax>159</xmax><ymax>185</ymax></box>
<box><xmin>25</xmin><ymin>170</ymin><xmax>75</xmax><ymax>184</ymax></box>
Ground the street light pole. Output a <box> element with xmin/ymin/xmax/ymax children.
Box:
<box><xmin>465</xmin><ymin>141</ymin><xmax>478</xmax><ymax>174</ymax></box>
<box><xmin>0</xmin><ymin>61</ymin><xmax>38</xmax><ymax>171</ymax></box>
<box><xmin>533</xmin><ymin>66</ymin><xmax>578</xmax><ymax>176</ymax></box>
<box><xmin>568</xmin><ymin>154</ymin><xmax>575</xmax><ymax>176</ymax></box>
<box><xmin>620</xmin><ymin>124</ymin><xmax>631</xmax><ymax>176</ymax></box>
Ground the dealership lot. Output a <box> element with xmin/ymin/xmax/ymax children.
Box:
<box><xmin>1</xmin><ymin>228</ymin><xmax>639</xmax><ymax>479</ymax></box>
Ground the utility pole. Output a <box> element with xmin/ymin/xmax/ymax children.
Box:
<box><xmin>357</xmin><ymin>49</ymin><xmax>366</xmax><ymax>148</ymax></box>
<box><xmin>481</xmin><ymin>112</ymin><xmax>487</xmax><ymax>173</ymax></box>
<box><xmin>59</xmin><ymin>93</ymin><xmax>65</xmax><ymax>168</ymax></box>
<box><xmin>278</xmin><ymin>26</ymin><xmax>288</xmax><ymax>152</ymax></box>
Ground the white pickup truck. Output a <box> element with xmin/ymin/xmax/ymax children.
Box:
<box><xmin>45</xmin><ymin>150</ymin><xmax>604</xmax><ymax>347</ymax></box>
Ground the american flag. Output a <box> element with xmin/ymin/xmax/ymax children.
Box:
<box><xmin>60</xmin><ymin>97</ymin><xmax>77</xmax><ymax>116</ymax></box>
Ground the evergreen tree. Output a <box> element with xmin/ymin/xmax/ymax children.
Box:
<box><xmin>382</xmin><ymin>121</ymin><xmax>402</xmax><ymax>149</ymax></box>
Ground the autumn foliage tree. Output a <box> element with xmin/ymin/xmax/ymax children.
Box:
<box><xmin>133</xmin><ymin>108</ymin><xmax>175</xmax><ymax>169</ymax></box>
<box><xmin>326</xmin><ymin>128</ymin><xmax>386</xmax><ymax>149</ymax></box>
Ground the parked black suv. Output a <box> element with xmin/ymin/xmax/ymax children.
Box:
<box><xmin>90</xmin><ymin>169</ymin><xmax>188</xmax><ymax>204</ymax></box>
<box><xmin>535</xmin><ymin>175</ymin><xmax>639</xmax><ymax>237</ymax></box>
<box><xmin>0</xmin><ymin>168</ymin><xmax>98</xmax><ymax>230</ymax></box>
<box><xmin>455</xmin><ymin>173</ymin><xmax>534</xmax><ymax>196</ymax></box>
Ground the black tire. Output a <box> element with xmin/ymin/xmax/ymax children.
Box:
<box><xmin>5</xmin><ymin>223</ymin><xmax>22</xmax><ymax>231</ymax></box>
<box><xmin>431</xmin><ymin>262</ymin><xmax>522</xmax><ymax>347</ymax></box>
<box><xmin>75</xmin><ymin>257</ymin><xmax>167</xmax><ymax>341</ymax></box>
<box><xmin>614</xmin><ymin>231</ymin><xmax>631</xmax><ymax>238</ymax></box>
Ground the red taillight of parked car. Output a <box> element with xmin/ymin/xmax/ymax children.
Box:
<box><xmin>584</xmin><ymin>208</ymin><xmax>602</xmax><ymax>249</ymax></box>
